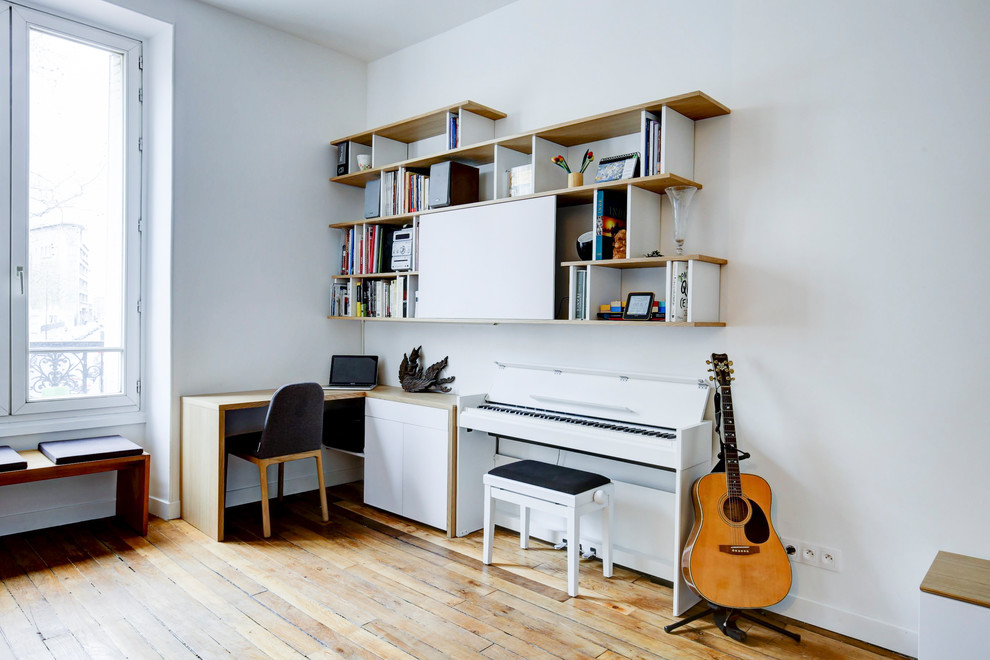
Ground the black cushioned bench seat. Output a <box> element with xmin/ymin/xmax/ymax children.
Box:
<box><xmin>487</xmin><ymin>459</ymin><xmax>610</xmax><ymax>495</ymax></box>
<box><xmin>0</xmin><ymin>446</ymin><xmax>27</xmax><ymax>472</ymax></box>
<box><xmin>38</xmin><ymin>435</ymin><xmax>143</xmax><ymax>465</ymax></box>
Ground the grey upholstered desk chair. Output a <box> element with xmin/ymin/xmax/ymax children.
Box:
<box><xmin>224</xmin><ymin>382</ymin><xmax>330</xmax><ymax>537</ymax></box>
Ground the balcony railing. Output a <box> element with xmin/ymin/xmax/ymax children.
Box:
<box><xmin>28</xmin><ymin>342</ymin><xmax>120</xmax><ymax>398</ymax></box>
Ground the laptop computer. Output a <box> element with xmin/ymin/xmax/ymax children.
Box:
<box><xmin>324</xmin><ymin>355</ymin><xmax>379</xmax><ymax>391</ymax></box>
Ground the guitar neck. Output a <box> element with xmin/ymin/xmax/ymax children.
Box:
<box><xmin>719</xmin><ymin>383</ymin><xmax>743</xmax><ymax>496</ymax></box>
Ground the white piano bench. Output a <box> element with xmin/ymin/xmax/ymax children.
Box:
<box><xmin>482</xmin><ymin>460</ymin><xmax>614</xmax><ymax>597</ymax></box>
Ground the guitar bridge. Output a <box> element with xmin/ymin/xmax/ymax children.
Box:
<box><xmin>718</xmin><ymin>544</ymin><xmax>761</xmax><ymax>555</ymax></box>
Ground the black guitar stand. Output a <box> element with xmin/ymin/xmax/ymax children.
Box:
<box><xmin>663</xmin><ymin>602</ymin><xmax>801</xmax><ymax>642</ymax></box>
<box><xmin>664</xmin><ymin>390</ymin><xmax>801</xmax><ymax>644</ymax></box>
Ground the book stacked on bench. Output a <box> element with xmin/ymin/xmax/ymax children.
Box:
<box><xmin>0</xmin><ymin>446</ymin><xmax>27</xmax><ymax>472</ymax></box>
<box><xmin>38</xmin><ymin>435</ymin><xmax>143</xmax><ymax>465</ymax></box>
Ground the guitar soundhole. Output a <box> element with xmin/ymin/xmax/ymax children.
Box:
<box><xmin>722</xmin><ymin>496</ymin><xmax>749</xmax><ymax>523</ymax></box>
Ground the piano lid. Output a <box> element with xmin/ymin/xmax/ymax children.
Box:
<box><xmin>486</xmin><ymin>362</ymin><xmax>711</xmax><ymax>430</ymax></box>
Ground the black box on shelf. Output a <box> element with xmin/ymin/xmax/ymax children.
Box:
<box><xmin>364</xmin><ymin>179</ymin><xmax>381</xmax><ymax>219</ymax></box>
<box><xmin>428</xmin><ymin>161</ymin><xmax>479</xmax><ymax>209</ymax></box>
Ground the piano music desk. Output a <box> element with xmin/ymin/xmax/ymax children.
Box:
<box><xmin>180</xmin><ymin>386</ymin><xmax>457</xmax><ymax>541</ymax></box>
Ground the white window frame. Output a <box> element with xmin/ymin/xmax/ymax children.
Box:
<box><xmin>5</xmin><ymin>3</ymin><xmax>143</xmax><ymax>418</ymax></box>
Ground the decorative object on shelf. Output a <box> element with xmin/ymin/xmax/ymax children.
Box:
<box><xmin>645</xmin><ymin>249</ymin><xmax>663</xmax><ymax>258</ymax></box>
<box><xmin>667</xmin><ymin>185</ymin><xmax>697</xmax><ymax>255</ymax></box>
<box><xmin>553</xmin><ymin>149</ymin><xmax>593</xmax><ymax>188</ymax></box>
<box><xmin>357</xmin><ymin>154</ymin><xmax>372</xmax><ymax>171</ymax></box>
<box><xmin>576</xmin><ymin>231</ymin><xmax>594</xmax><ymax>261</ymax></box>
<box><xmin>399</xmin><ymin>346</ymin><xmax>455</xmax><ymax>393</ymax></box>
<box><xmin>595</xmin><ymin>152</ymin><xmax>640</xmax><ymax>182</ymax></box>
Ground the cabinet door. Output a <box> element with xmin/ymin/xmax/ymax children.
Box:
<box><xmin>363</xmin><ymin>414</ymin><xmax>404</xmax><ymax>515</ymax></box>
<box><xmin>401</xmin><ymin>423</ymin><xmax>448</xmax><ymax>530</ymax></box>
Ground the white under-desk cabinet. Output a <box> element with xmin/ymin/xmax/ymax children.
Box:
<box><xmin>364</xmin><ymin>397</ymin><xmax>449</xmax><ymax>530</ymax></box>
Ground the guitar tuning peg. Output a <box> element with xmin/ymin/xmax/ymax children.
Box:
<box><xmin>731</xmin><ymin>377</ymin><xmax>736</xmax><ymax>381</ymax></box>
<box><xmin>707</xmin><ymin>368</ymin><xmax>713</xmax><ymax>372</ymax></box>
<box><xmin>729</xmin><ymin>369</ymin><xmax>734</xmax><ymax>374</ymax></box>
<box><xmin>705</xmin><ymin>360</ymin><xmax>711</xmax><ymax>365</ymax></box>
<box><xmin>708</xmin><ymin>376</ymin><xmax>714</xmax><ymax>381</ymax></box>
<box><xmin>728</xmin><ymin>361</ymin><xmax>733</xmax><ymax>366</ymax></box>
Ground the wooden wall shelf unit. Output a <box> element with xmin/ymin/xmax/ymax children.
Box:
<box><xmin>328</xmin><ymin>91</ymin><xmax>730</xmax><ymax>324</ymax></box>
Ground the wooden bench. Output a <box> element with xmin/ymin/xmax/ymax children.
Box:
<box><xmin>0</xmin><ymin>450</ymin><xmax>150</xmax><ymax>536</ymax></box>
<box><xmin>919</xmin><ymin>550</ymin><xmax>990</xmax><ymax>658</ymax></box>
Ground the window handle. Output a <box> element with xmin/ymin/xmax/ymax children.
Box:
<box><xmin>15</xmin><ymin>266</ymin><xmax>23</xmax><ymax>295</ymax></box>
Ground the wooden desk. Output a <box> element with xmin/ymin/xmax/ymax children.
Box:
<box><xmin>0</xmin><ymin>450</ymin><xmax>150</xmax><ymax>535</ymax></box>
<box><xmin>180</xmin><ymin>386</ymin><xmax>457</xmax><ymax>541</ymax></box>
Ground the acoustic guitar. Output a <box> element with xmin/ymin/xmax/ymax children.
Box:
<box><xmin>681</xmin><ymin>353</ymin><xmax>792</xmax><ymax>609</ymax></box>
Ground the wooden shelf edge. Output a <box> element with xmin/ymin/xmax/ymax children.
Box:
<box><xmin>329</xmin><ymin>173</ymin><xmax>704</xmax><ymax>229</ymax></box>
<box><xmin>331</xmin><ymin>100</ymin><xmax>506</xmax><ymax>146</ymax></box>
<box><xmin>561</xmin><ymin>255</ymin><xmax>728</xmax><ymax>268</ymax></box>
<box><xmin>332</xmin><ymin>271</ymin><xmax>418</xmax><ymax>280</ymax></box>
<box><xmin>327</xmin><ymin>316</ymin><xmax>724</xmax><ymax>327</ymax></box>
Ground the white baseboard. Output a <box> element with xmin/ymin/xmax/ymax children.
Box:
<box><xmin>0</xmin><ymin>499</ymin><xmax>116</xmax><ymax>536</ymax></box>
<box><xmin>149</xmin><ymin>495</ymin><xmax>179</xmax><ymax>520</ymax></box>
<box><xmin>768</xmin><ymin>593</ymin><xmax>916</xmax><ymax>657</ymax></box>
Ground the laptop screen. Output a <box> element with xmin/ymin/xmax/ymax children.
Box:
<box><xmin>329</xmin><ymin>355</ymin><xmax>379</xmax><ymax>387</ymax></box>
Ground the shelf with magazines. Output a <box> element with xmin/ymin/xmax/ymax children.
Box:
<box><xmin>328</xmin><ymin>91</ymin><xmax>730</xmax><ymax>325</ymax></box>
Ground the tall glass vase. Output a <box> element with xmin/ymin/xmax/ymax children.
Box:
<box><xmin>667</xmin><ymin>186</ymin><xmax>697</xmax><ymax>255</ymax></box>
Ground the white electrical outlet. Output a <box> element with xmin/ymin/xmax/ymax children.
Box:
<box><xmin>779</xmin><ymin>537</ymin><xmax>799</xmax><ymax>561</ymax></box>
<box><xmin>820</xmin><ymin>546</ymin><xmax>841</xmax><ymax>572</ymax></box>
<box><xmin>799</xmin><ymin>543</ymin><xmax>818</xmax><ymax>565</ymax></box>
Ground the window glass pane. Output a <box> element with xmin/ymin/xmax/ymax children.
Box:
<box><xmin>27</xmin><ymin>28</ymin><xmax>125</xmax><ymax>400</ymax></box>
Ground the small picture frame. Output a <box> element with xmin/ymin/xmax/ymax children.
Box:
<box><xmin>622</xmin><ymin>291</ymin><xmax>655</xmax><ymax>321</ymax></box>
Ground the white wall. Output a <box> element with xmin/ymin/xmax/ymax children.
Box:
<box><xmin>0</xmin><ymin>0</ymin><xmax>365</xmax><ymax>532</ymax></box>
<box><xmin>364</xmin><ymin>0</ymin><xmax>990</xmax><ymax>655</ymax></box>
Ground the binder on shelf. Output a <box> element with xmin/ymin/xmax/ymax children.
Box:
<box><xmin>336</xmin><ymin>141</ymin><xmax>349</xmax><ymax>176</ymax></box>
<box><xmin>669</xmin><ymin>261</ymin><xmax>688</xmax><ymax>322</ymax></box>
<box><xmin>575</xmin><ymin>270</ymin><xmax>587</xmax><ymax>320</ymax></box>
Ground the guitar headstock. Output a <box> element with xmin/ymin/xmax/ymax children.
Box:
<box><xmin>706</xmin><ymin>353</ymin><xmax>735</xmax><ymax>388</ymax></box>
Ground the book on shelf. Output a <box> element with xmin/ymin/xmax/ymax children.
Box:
<box><xmin>330</xmin><ymin>281</ymin><xmax>350</xmax><ymax>316</ymax></box>
<box><xmin>403</xmin><ymin>171</ymin><xmax>430</xmax><ymax>213</ymax></box>
<box><xmin>593</xmin><ymin>189</ymin><xmax>627</xmax><ymax>260</ymax></box>
<box><xmin>448</xmin><ymin>113</ymin><xmax>459</xmax><ymax>150</ymax></box>
<box><xmin>336</xmin><ymin>141</ymin><xmax>348</xmax><ymax>176</ymax></box>
<box><xmin>508</xmin><ymin>164</ymin><xmax>534</xmax><ymax>197</ymax></box>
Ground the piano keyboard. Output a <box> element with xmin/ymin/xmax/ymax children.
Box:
<box><xmin>477</xmin><ymin>402</ymin><xmax>677</xmax><ymax>439</ymax></box>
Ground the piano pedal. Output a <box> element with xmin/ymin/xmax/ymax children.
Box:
<box><xmin>581</xmin><ymin>546</ymin><xmax>597</xmax><ymax>560</ymax></box>
<box><xmin>554</xmin><ymin>539</ymin><xmax>568</xmax><ymax>551</ymax></box>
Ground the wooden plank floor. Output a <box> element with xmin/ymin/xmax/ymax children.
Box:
<box><xmin>0</xmin><ymin>485</ymin><xmax>909</xmax><ymax>659</ymax></box>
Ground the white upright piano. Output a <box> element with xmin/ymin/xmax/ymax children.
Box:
<box><xmin>456</xmin><ymin>361</ymin><xmax>713</xmax><ymax>614</ymax></box>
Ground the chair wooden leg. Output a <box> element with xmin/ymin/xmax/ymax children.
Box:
<box><xmin>277</xmin><ymin>463</ymin><xmax>285</xmax><ymax>502</ymax></box>
<box><xmin>258</xmin><ymin>462</ymin><xmax>271</xmax><ymax>538</ymax></box>
<box><xmin>314</xmin><ymin>451</ymin><xmax>329</xmax><ymax>523</ymax></box>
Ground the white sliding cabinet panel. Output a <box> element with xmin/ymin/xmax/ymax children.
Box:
<box><xmin>417</xmin><ymin>196</ymin><xmax>557</xmax><ymax>319</ymax></box>
<box><xmin>363</xmin><ymin>415</ymin><xmax>404</xmax><ymax>515</ymax></box>
<box><xmin>401</xmin><ymin>423</ymin><xmax>448</xmax><ymax>530</ymax></box>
